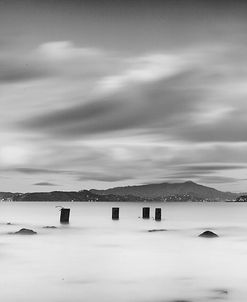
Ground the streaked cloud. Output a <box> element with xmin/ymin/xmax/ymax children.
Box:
<box><xmin>0</xmin><ymin>55</ymin><xmax>53</xmax><ymax>83</ymax></box>
<box><xmin>197</xmin><ymin>176</ymin><xmax>243</xmax><ymax>185</ymax></box>
<box><xmin>180</xmin><ymin>164</ymin><xmax>247</xmax><ymax>172</ymax></box>
<box><xmin>0</xmin><ymin>0</ymin><xmax>247</xmax><ymax>192</ymax></box>
<box><xmin>15</xmin><ymin>41</ymin><xmax>247</xmax><ymax>146</ymax></box>
<box><xmin>33</xmin><ymin>182</ymin><xmax>58</xmax><ymax>186</ymax></box>
<box><xmin>38</xmin><ymin>41</ymin><xmax>103</xmax><ymax>60</ymax></box>
<box><xmin>14</xmin><ymin>168</ymin><xmax>70</xmax><ymax>175</ymax></box>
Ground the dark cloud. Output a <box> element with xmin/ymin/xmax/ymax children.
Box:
<box><xmin>19</xmin><ymin>72</ymin><xmax>199</xmax><ymax>138</ymax></box>
<box><xmin>23</xmin><ymin>98</ymin><xmax>124</xmax><ymax>131</ymax></box>
<box><xmin>77</xmin><ymin>171</ymin><xmax>134</xmax><ymax>182</ymax></box>
<box><xmin>33</xmin><ymin>182</ymin><xmax>58</xmax><ymax>186</ymax></box>
<box><xmin>0</xmin><ymin>58</ymin><xmax>54</xmax><ymax>83</ymax></box>
<box><xmin>11</xmin><ymin>39</ymin><xmax>247</xmax><ymax>146</ymax></box>
<box><xmin>13</xmin><ymin>167</ymin><xmax>133</xmax><ymax>183</ymax></box>
<box><xmin>17</xmin><ymin>44</ymin><xmax>247</xmax><ymax>144</ymax></box>
<box><xmin>181</xmin><ymin>164</ymin><xmax>246</xmax><ymax>172</ymax></box>
<box><xmin>14</xmin><ymin>168</ymin><xmax>71</xmax><ymax>175</ymax></box>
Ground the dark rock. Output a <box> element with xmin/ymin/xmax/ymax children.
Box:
<box><xmin>170</xmin><ymin>300</ymin><xmax>192</xmax><ymax>302</ymax></box>
<box><xmin>43</xmin><ymin>226</ymin><xmax>57</xmax><ymax>229</ymax></box>
<box><xmin>14</xmin><ymin>228</ymin><xmax>37</xmax><ymax>235</ymax></box>
<box><xmin>148</xmin><ymin>229</ymin><xmax>167</xmax><ymax>232</ymax></box>
<box><xmin>199</xmin><ymin>230</ymin><xmax>218</xmax><ymax>238</ymax></box>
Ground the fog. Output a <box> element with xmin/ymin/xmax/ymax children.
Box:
<box><xmin>0</xmin><ymin>202</ymin><xmax>247</xmax><ymax>301</ymax></box>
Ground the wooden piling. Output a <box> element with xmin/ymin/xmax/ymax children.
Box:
<box><xmin>155</xmin><ymin>208</ymin><xmax>162</xmax><ymax>221</ymax></box>
<box><xmin>112</xmin><ymin>207</ymin><xmax>119</xmax><ymax>220</ymax></box>
<box><xmin>60</xmin><ymin>208</ymin><xmax>70</xmax><ymax>223</ymax></box>
<box><xmin>142</xmin><ymin>207</ymin><xmax>150</xmax><ymax>219</ymax></box>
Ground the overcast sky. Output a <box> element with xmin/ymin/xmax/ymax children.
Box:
<box><xmin>1</xmin><ymin>0</ymin><xmax>247</xmax><ymax>192</ymax></box>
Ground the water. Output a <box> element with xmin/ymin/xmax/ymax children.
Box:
<box><xmin>1</xmin><ymin>201</ymin><xmax>247</xmax><ymax>302</ymax></box>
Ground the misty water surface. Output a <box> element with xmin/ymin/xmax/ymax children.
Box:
<box><xmin>0</xmin><ymin>202</ymin><xmax>247</xmax><ymax>302</ymax></box>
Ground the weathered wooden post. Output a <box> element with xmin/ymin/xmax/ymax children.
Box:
<box><xmin>112</xmin><ymin>207</ymin><xmax>119</xmax><ymax>220</ymax></box>
<box><xmin>142</xmin><ymin>207</ymin><xmax>150</xmax><ymax>219</ymax></box>
<box><xmin>60</xmin><ymin>208</ymin><xmax>70</xmax><ymax>224</ymax></box>
<box><xmin>155</xmin><ymin>208</ymin><xmax>162</xmax><ymax>221</ymax></box>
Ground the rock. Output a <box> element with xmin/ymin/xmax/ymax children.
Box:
<box><xmin>213</xmin><ymin>288</ymin><xmax>228</xmax><ymax>295</ymax></box>
<box><xmin>198</xmin><ymin>230</ymin><xmax>218</xmax><ymax>238</ymax></box>
<box><xmin>170</xmin><ymin>300</ymin><xmax>192</xmax><ymax>302</ymax></box>
<box><xmin>43</xmin><ymin>226</ymin><xmax>57</xmax><ymax>229</ymax></box>
<box><xmin>148</xmin><ymin>229</ymin><xmax>167</xmax><ymax>232</ymax></box>
<box><xmin>14</xmin><ymin>228</ymin><xmax>37</xmax><ymax>235</ymax></box>
<box><xmin>210</xmin><ymin>288</ymin><xmax>228</xmax><ymax>300</ymax></box>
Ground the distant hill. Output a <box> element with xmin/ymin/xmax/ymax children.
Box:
<box><xmin>0</xmin><ymin>181</ymin><xmax>239</xmax><ymax>201</ymax></box>
<box><xmin>0</xmin><ymin>192</ymin><xmax>17</xmax><ymax>200</ymax></box>
<box><xmin>12</xmin><ymin>190</ymin><xmax>147</xmax><ymax>202</ymax></box>
<box><xmin>91</xmin><ymin>181</ymin><xmax>238</xmax><ymax>201</ymax></box>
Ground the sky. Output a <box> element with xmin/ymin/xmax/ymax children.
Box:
<box><xmin>1</xmin><ymin>0</ymin><xmax>247</xmax><ymax>192</ymax></box>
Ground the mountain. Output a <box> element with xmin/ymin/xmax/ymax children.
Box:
<box><xmin>91</xmin><ymin>181</ymin><xmax>238</xmax><ymax>201</ymax></box>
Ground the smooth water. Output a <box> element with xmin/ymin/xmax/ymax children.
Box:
<box><xmin>1</xmin><ymin>201</ymin><xmax>247</xmax><ymax>302</ymax></box>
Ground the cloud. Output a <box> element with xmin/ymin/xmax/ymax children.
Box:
<box><xmin>0</xmin><ymin>41</ymin><xmax>113</xmax><ymax>85</ymax></box>
<box><xmin>13</xmin><ymin>166</ymin><xmax>133</xmax><ymax>183</ymax></box>
<box><xmin>77</xmin><ymin>171</ymin><xmax>134</xmax><ymax>182</ymax></box>
<box><xmin>98</xmin><ymin>53</ymin><xmax>185</xmax><ymax>92</ymax></box>
<box><xmin>16</xmin><ymin>41</ymin><xmax>247</xmax><ymax>145</ymax></box>
<box><xmin>2</xmin><ymin>39</ymin><xmax>247</xmax><ymax>192</ymax></box>
<box><xmin>180</xmin><ymin>164</ymin><xmax>247</xmax><ymax>172</ymax></box>
<box><xmin>20</xmin><ymin>71</ymin><xmax>199</xmax><ymax>138</ymax></box>
<box><xmin>0</xmin><ymin>56</ymin><xmax>53</xmax><ymax>83</ymax></box>
<box><xmin>197</xmin><ymin>176</ymin><xmax>241</xmax><ymax>184</ymax></box>
<box><xmin>33</xmin><ymin>182</ymin><xmax>58</xmax><ymax>186</ymax></box>
<box><xmin>36</xmin><ymin>41</ymin><xmax>121</xmax><ymax>81</ymax></box>
<box><xmin>14</xmin><ymin>168</ymin><xmax>70</xmax><ymax>175</ymax></box>
<box><xmin>22</xmin><ymin>98</ymin><xmax>124</xmax><ymax>133</ymax></box>
<box><xmin>0</xmin><ymin>145</ymin><xmax>32</xmax><ymax>166</ymax></box>
<box><xmin>38</xmin><ymin>41</ymin><xmax>103</xmax><ymax>60</ymax></box>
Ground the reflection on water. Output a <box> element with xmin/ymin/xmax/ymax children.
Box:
<box><xmin>0</xmin><ymin>202</ymin><xmax>247</xmax><ymax>302</ymax></box>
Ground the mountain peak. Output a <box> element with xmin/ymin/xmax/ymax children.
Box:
<box><xmin>91</xmin><ymin>181</ymin><xmax>237</xmax><ymax>200</ymax></box>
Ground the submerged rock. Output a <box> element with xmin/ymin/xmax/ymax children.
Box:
<box><xmin>170</xmin><ymin>300</ymin><xmax>192</xmax><ymax>302</ymax></box>
<box><xmin>213</xmin><ymin>288</ymin><xmax>228</xmax><ymax>295</ymax></box>
<box><xmin>210</xmin><ymin>288</ymin><xmax>228</xmax><ymax>300</ymax></box>
<box><xmin>148</xmin><ymin>229</ymin><xmax>167</xmax><ymax>232</ymax></box>
<box><xmin>43</xmin><ymin>226</ymin><xmax>57</xmax><ymax>229</ymax></box>
<box><xmin>198</xmin><ymin>230</ymin><xmax>218</xmax><ymax>238</ymax></box>
<box><xmin>14</xmin><ymin>228</ymin><xmax>37</xmax><ymax>235</ymax></box>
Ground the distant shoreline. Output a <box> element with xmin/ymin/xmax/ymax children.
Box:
<box><xmin>0</xmin><ymin>181</ymin><xmax>242</xmax><ymax>202</ymax></box>
<box><xmin>1</xmin><ymin>200</ymin><xmax>241</xmax><ymax>203</ymax></box>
